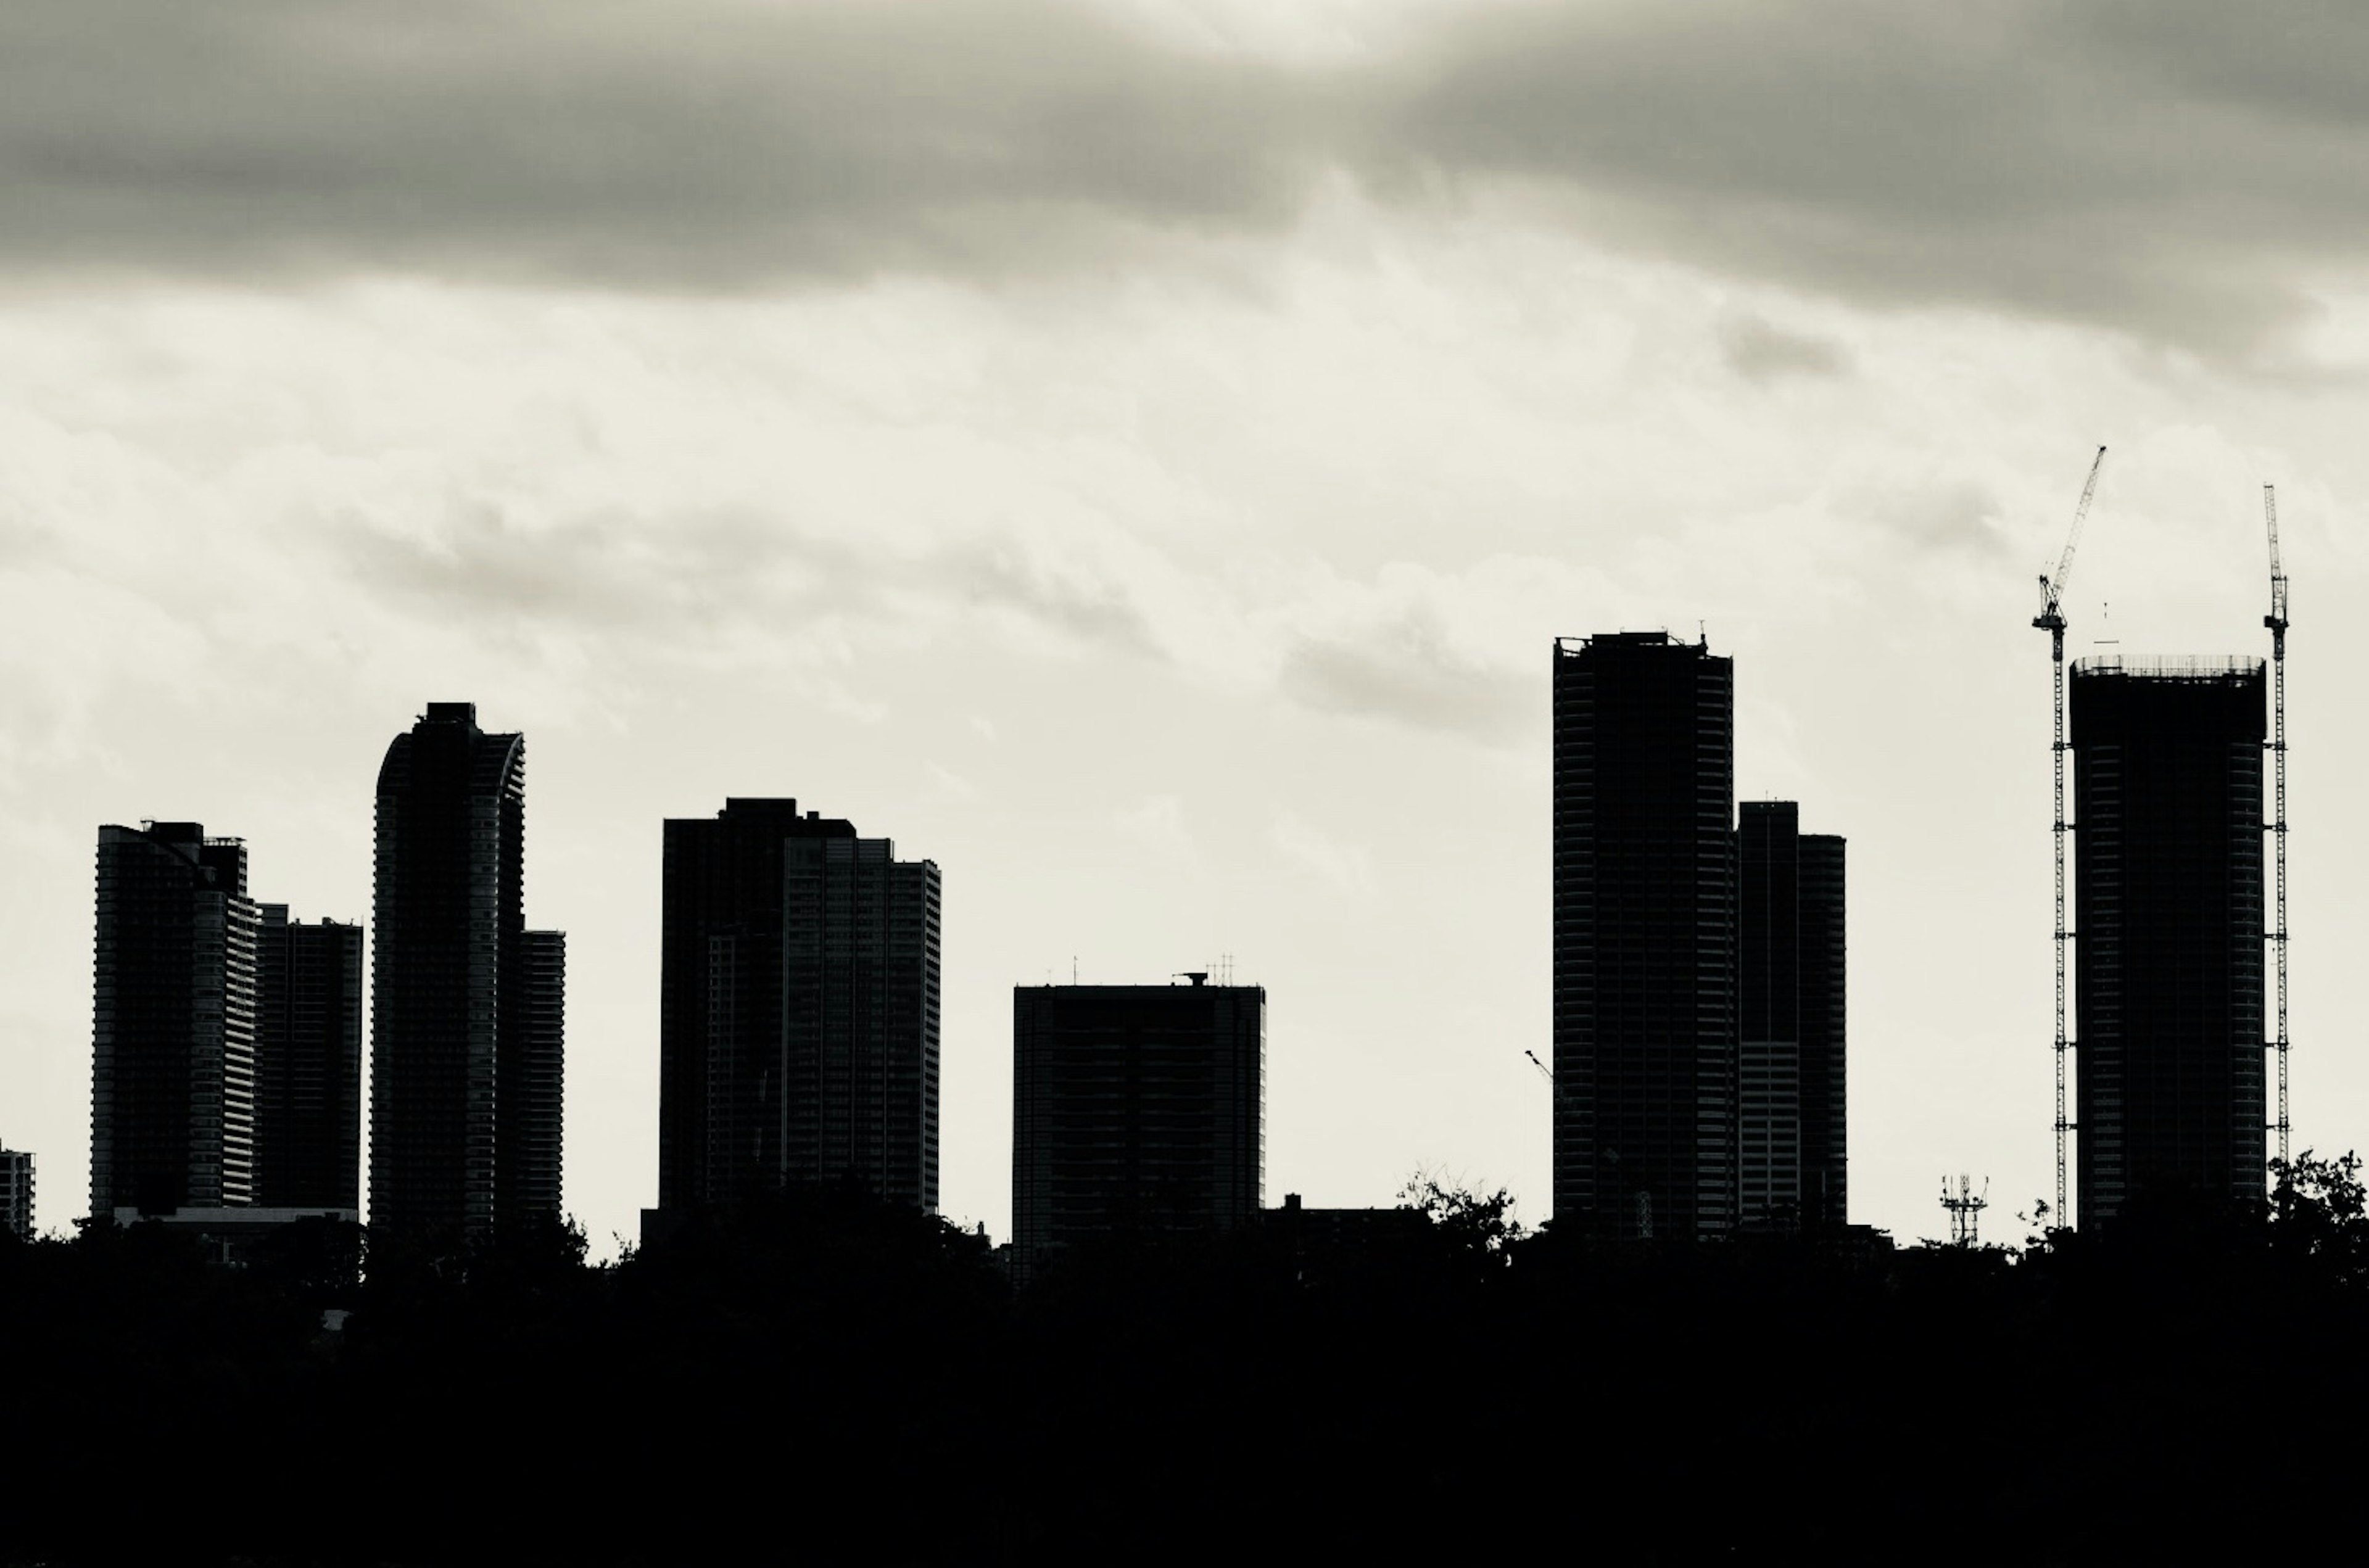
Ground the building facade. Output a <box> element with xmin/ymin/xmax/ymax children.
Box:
<box><xmin>1796</xmin><ymin>828</ymin><xmax>1847</xmax><ymax>1229</ymax></box>
<box><xmin>0</xmin><ymin>1143</ymin><xmax>33</xmax><ymax>1240</ymax></box>
<box><xmin>658</xmin><ymin>798</ymin><xmax>940</xmax><ymax>1216</ymax></box>
<box><xmin>1552</xmin><ymin>633</ymin><xmax>1737</xmax><ymax>1240</ymax></box>
<box><xmin>254</xmin><ymin>907</ymin><xmax>363</xmax><ymax>1210</ymax></box>
<box><xmin>503</xmin><ymin>928</ymin><xmax>567</xmax><ymax>1227</ymax></box>
<box><xmin>371</xmin><ymin>703</ymin><xmax>564</xmax><ymax>1250</ymax></box>
<box><xmin>91</xmin><ymin>822</ymin><xmax>260</xmax><ymax>1217</ymax></box>
<box><xmin>1012</xmin><ymin>976</ymin><xmax>1263</xmax><ymax>1280</ymax></box>
<box><xmin>2071</xmin><ymin>658</ymin><xmax>2267</xmax><ymax>1224</ymax></box>
<box><xmin>1738</xmin><ymin>802</ymin><xmax>1846</xmax><ymax>1232</ymax></box>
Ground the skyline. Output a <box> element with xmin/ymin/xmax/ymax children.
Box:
<box><xmin>9</xmin><ymin>1</ymin><xmax>2369</xmax><ymax>1255</ymax></box>
<box><xmin>19</xmin><ymin>609</ymin><xmax>2306</xmax><ymax>1250</ymax></box>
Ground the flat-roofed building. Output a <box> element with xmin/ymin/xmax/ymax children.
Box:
<box><xmin>657</xmin><ymin>798</ymin><xmax>940</xmax><ymax>1221</ymax></box>
<box><xmin>0</xmin><ymin>1143</ymin><xmax>31</xmax><ymax>1239</ymax></box>
<box><xmin>2071</xmin><ymin>657</ymin><xmax>2268</xmax><ymax>1224</ymax></box>
<box><xmin>1012</xmin><ymin>975</ymin><xmax>1263</xmax><ymax>1281</ymax></box>
<box><xmin>1553</xmin><ymin>632</ymin><xmax>1737</xmax><ymax>1240</ymax></box>
<box><xmin>1738</xmin><ymin>802</ymin><xmax>1846</xmax><ymax>1232</ymax></box>
<box><xmin>254</xmin><ymin>908</ymin><xmax>363</xmax><ymax>1210</ymax></box>
<box><xmin>91</xmin><ymin>822</ymin><xmax>260</xmax><ymax>1218</ymax></box>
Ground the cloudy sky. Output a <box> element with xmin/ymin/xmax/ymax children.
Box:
<box><xmin>7</xmin><ymin>0</ymin><xmax>2369</xmax><ymax>1250</ymax></box>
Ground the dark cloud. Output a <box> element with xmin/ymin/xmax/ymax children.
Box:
<box><xmin>1719</xmin><ymin>313</ymin><xmax>1849</xmax><ymax>382</ymax></box>
<box><xmin>1280</xmin><ymin>624</ymin><xmax>1529</xmax><ymax>743</ymax></box>
<box><xmin>10</xmin><ymin>1</ymin><xmax>2369</xmax><ymax>353</ymax></box>
<box><xmin>0</xmin><ymin>0</ymin><xmax>1324</xmax><ymax>289</ymax></box>
<box><xmin>335</xmin><ymin>498</ymin><xmax>1159</xmax><ymax>660</ymax></box>
<box><xmin>339</xmin><ymin>503</ymin><xmax>864</xmax><ymax>632</ymax></box>
<box><xmin>932</xmin><ymin>542</ymin><xmax>1159</xmax><ymax>656</ymax></box>
<box><xmin>1860</xmin><ymin>479</ymin><xmax>2010</xmax><ymax>560</ymax></box>
<box><xmin>1373</xmin><ymin>0</ymin><xmax>2369</xmax><ymax>356</ymax></box>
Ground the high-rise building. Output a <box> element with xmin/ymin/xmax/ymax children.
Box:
<box><xmin>657</xmin><ymin>798</ymin><xmax>940</xmax><ymax>1218</ymax></box>
<box><xmin>0</xmin><ymin>1142</ymin><xmax>33</xmax><ymax>1240</ymax></box>
<box><xmin>1012</xmin><ymin>975</ymin><xmax>1263</xmax><ymax>1280</ymax></box>
<box><xmin>371</xmin><ymin>703</ymin><xmax>565</xmax><ymax>1250</ymax></box>
<box><xmin>2071</xmin><ymin>658</ymin><xmax>2267</xmax><ymax>1224</ymax></box>
<box><xmin>1738</xmin><ymin>802</ymin><xmax>1846</xmax><ymax>1232</ymax></box>
<box><xmin>1553</xmin><ymin>633</ymin><xmax>1737</xmax><ymax>1240</ymax></box>
<box><xmin>254</xmin><ymin>907</ymin><xmax>363</xmax><ymax>1210</ymax></box>
<box><xmin>1796</xmin><ymin>829</ymin><xmax>1847</xmax><ymax>1229</ymax></box>
<box><xmin>91</xmin><ymin>822</ymin><xmax>260</xmax><ymax>1217</ymax></box>
<box><xmin>504</xmin><ymin>928</ymin><xmax>566</xmax><ymax>1228</ymax></box>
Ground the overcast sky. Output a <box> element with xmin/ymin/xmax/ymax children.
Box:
<box><xmin>8</xmin><ymin>0</ymin><xmax>2369</xmax><ymax>1250</ymax></box>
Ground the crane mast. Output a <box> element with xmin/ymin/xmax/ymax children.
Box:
<box><xmin>2265</xmin><ymin>485</ymin><xmax>2291</xmax><ymax>1167</ymax></box>
<box><xmin>2034</xmin><ymin>445</ymin><xmax>2105</xmax><ymax>1228</ymax></box>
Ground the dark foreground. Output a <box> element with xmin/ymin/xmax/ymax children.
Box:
<box><xmin>5</xmin><ymin>1164</ymin><xmax>2365</xmax><ymax>1566</ymax></box>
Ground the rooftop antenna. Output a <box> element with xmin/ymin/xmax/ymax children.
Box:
<box><xmin>2265</xmin><ymin>484</ymin><xmax>2291</xmax><ymax>1168</ymax></box>
<box><xmin>1940</xmin><ymin>1174</ymin><xmax>1990</xmax><ymax>1247</ymax></box>
<box><xmin>2034</xmin><ymin>444</ymin><xmax>2106</xmax><ymax>1228</ymax></box>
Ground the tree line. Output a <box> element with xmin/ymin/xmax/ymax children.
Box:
<box><xmin>4</xmin><ymin>1158</ymin><xmax>2365</xmax><ymax>1564</ymax></box>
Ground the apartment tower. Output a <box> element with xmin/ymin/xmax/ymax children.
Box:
<box><xmin>253</xmin><ymin>907</ymin><xmax>364</xmax><ymax>1210</ymax></box>
<box><xmin>1012</xmin><ymin>976</ymin><xmax>1264</xmax><ymax>1281</ymax></box>
<box><xmin>1738</xmin><ymin>802</ymin><xmax>1847</xmax><ymax>1232</ymax></box>
<box><xmin>371</xmin><ymin>703</ymin><xmax>564</xmax><ymax>1250</ymax></box>
<box><xmin>1</xmin><ymin>1142</ymin><xmax>35</xmax><ymax>1240</ymax></box>
<box><xmin>1552</xmin><ymin>633</ymin><xmax>1737</xmax><ymax>1240</ymax></box>
<box><xmin>90</xmin><ymin>822</ymin><xmax>260</xmax><ymax>1217</ymax></box>
<box><xmin>658</xmin><ymin>798</ymin><xmax>940</xmax><ymax>1217</ymax></box>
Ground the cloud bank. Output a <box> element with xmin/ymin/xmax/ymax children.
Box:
<box><xmin>8</xmin><ymin>1</ymin><xmax>2369</xmax><ymax>353</ymax></box>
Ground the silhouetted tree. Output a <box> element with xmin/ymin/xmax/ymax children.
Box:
<box><xmin>1397</xmin><ymin>1169</ymin><xmax>1524</xmax><ymax>1260</ymax></box>
<box><xmin>2268</xmin><ymin>1149</ymin><xmax>2369</xmax><ymax>1279</ymax></box>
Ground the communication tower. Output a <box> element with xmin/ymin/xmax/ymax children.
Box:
<box><xmin>1940</xmin><ymin>1174</ymin><xmax>1990</xmax><ymax>1247</ymax></box>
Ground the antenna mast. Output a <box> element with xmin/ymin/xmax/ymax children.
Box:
<box><xmin>1940</xmin><ymin>1174</ymin><xmax>1990</xmax><ymax>1247</ymax></box>
<box><xmin>2265</xmin><ymin>484</ymin><xmax>2291</xmax><ymax>1167</ymax></box>
<box><xmin>2035</xmin><ymin>446</ymin><xmax>2105</xmax><ymax>1227</ymax></box>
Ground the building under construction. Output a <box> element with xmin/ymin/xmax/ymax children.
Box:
<box><xmin>2035</xmin><ymin>461</ymin><xmax>2290</xmax><ymax>1227</ymax></box>
<box><xmin>2070</xmin><ymin>657</ymin><xmax>2267</xmax><ymax>1224</ymax></box>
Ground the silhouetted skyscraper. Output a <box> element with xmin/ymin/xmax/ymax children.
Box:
<box><xmin>1739</xmin><ymin>802</ymin><xmax>1846</xmax><ymax>1232</ymax></box>
<box><xmin>371</xmin><ymin>703</ymin><xmax>565</xmax><ymax>1250</ymax></box>
<box><xmin>2071</xmin><ymin>658</ymin><xmax>2267</xmax><ymax>1224</ymax></box>
<box><xmin>1</xmin><ymin>1142</ymin><xmax>33</xmax><ymax>1240</ymax></box>
<box><xmin>505</xmin><ymin>928</ymin><xmax>566</xmax><ymax>1226</ymax></box>
<box><xmin>658</xmin><ymin>798</ymin><xmax>940</xmax><ymax>1216</ymax></box>
<box><xmin>1797</xmin><ymin>830</ymin><xmax>1846</xmax><ymax>1228</ymax></box>
<box><xmin>91</xmin><ymin>822</ymin><xmax>260</xmax><ymax>1217</ymax></box>
<box><xmin>1012</xmin><ymin>976</ymin><xmax>1263</xmax><ymax>1281</ymax></box>
<box><xmin>254</xmin><ymin>907</ymin><xmax>363</xmax><ymax>1210</ymax></box>
<box><xmin>1553</xmin><ymin>633</ymin><xmax>1736</xmax><ymax>1240</ymax></box>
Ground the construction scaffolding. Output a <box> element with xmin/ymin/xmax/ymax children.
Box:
<box><xmin>2036</xmin><ymin>463</ymin><xmax>2294</xmax><ymax>1226</ymax></box>
<box><xmin>2265</xmin><ymin>485</ymin><xmax>2291</xmax><ymax>1167</ymax></box>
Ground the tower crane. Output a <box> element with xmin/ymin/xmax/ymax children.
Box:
<box><xmin>2265</xmin><ymin>485</ymin><xmax>2291</xmax><ymax>1165</ymax></box>
<box><xmin>2034</xmin><ymin>445</ymin><xmax>2106</xmax><ymax>1226</ymax></box>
